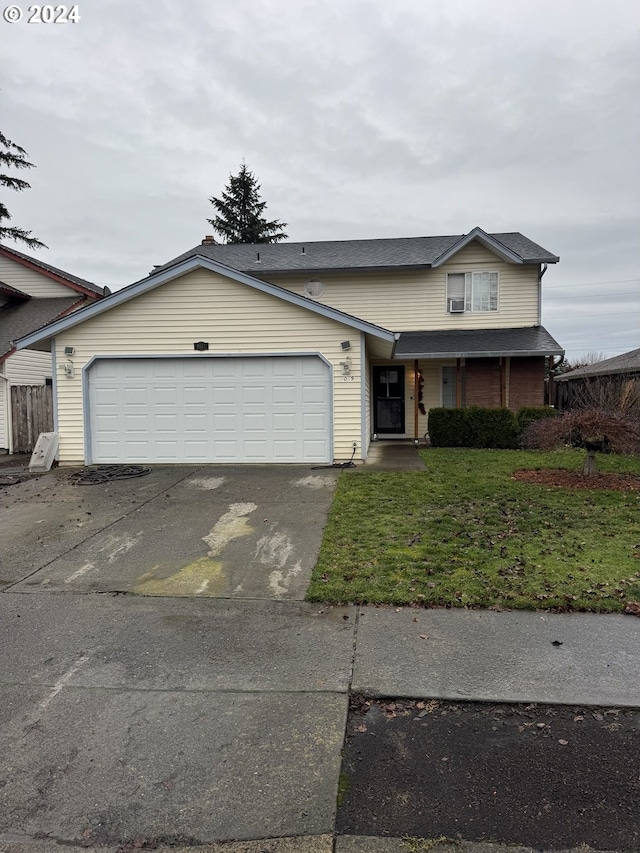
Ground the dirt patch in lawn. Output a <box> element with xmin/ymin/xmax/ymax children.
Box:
<box><xmin>513</xmin><ymin>468</ymin><xmax>640</xmax><ymax>490</ymax></box>
<box><xmin>337</xmin><ymin>697</ymin><xmax>640</xmax><ymax>850</ymax></box>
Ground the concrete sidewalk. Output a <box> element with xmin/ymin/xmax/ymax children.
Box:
<box><xmin>1</xmin><ymin>591</ymin><xmax>639</xmax><ymax>848</ymax></box>
<box><xmin>354</xmin><ymin>439</ymin><xmax>427</xmax><ymax>471</ymax></box>
<box><xmin>353</xmin><ymin>606</ymin><xmax>640</xmax><ymax>708</ymax></box>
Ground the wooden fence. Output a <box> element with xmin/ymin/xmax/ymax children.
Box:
<box><xmin>11</xmin><ymin>385</ymin><xmax>54</xmax><ymax>453</ymax></box>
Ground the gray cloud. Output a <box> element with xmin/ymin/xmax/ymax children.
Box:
<box><xmin>2</xmin><ymin>0</ymin><xmax>638</xmax><ymax>360</ymax></box>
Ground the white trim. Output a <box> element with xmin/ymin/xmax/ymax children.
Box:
<box><xmin>16</xmin><ymin>255</ymin><xmax>395</xmax><ymax>350</ymax></box>
<box><xmin>360</xmin><ymin>333</ymin><xmax>367</xmax><ymax>460</ymax></box>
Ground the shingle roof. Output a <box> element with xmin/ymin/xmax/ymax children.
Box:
<box><xmin>555</xmin><ymin>348</ymin><xmax>640</xmax><ymax>381</ymax></box>
<box><xmin>394</xmin><ymin>326</ymin><xmax>564</xmax><ymax>359</ymax></box>
<box><xmin>0</xmin><ymin>297</ymin><xmax>81</xmax><ymax>359</ymax></box>
<box><xmin>153</xmin><ymin>231</ymin><xmax>559</xmax><ymax>276</ymax></box>
<box><xmin>0</xmin><ymin>280</ymin><xmax>31</xmax><ymax>299</ymax></box>
<box><xmin>0</xmin><ymin>244</ymin><xmax>104</xmax><ymax>296</ymax></box>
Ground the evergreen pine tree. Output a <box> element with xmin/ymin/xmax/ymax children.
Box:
<box><xmin>207</xmin><ymin>163</ymin><xmax>288</xmax><ymax>244</ymax></box>
<box><xmin>0</xmin><ymin>130</ymin><xmax>46</xmax><ymax>249</ymax></box>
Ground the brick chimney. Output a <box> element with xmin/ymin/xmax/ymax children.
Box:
<box><xmin>201</xmin><ymin>235</ymin><xmax>217</xmax><ymax>245</ymax></box>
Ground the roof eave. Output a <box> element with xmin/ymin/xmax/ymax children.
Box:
<box><xmin>16</xmin><ymin>255</ymin><xmax>396</xmax><ymax>350</ymax></box>
<box><xmin>394</xmin><ymin>349</ymin><xmax>565</xmax><ymax>360</ymax></box>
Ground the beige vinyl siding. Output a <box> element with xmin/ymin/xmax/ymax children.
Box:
<box><xmin>5</xmin><ymin>350</ymin><xmax>52</xmax><ymax>384</ymax></box>
<box><xmin>0</xmin><ymin>257</ymin><xmax>72</xmax><ymax>297</ymax></box>
<box><xmin>267</xmin><ymin>241</ymin><xmax>539</xmax><ymax>331</ymax></box>
<box><xmin>54</xmin><ymin>270</ymin><xmax>364</xmax><ymax>464</ymax></box>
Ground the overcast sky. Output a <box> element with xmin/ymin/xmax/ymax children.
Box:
<box><xmin>2</xmin><ymin>0</ymin><xmax>638</xmax><ymax>362</ymax></box>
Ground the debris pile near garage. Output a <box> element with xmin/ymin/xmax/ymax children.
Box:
<box><xmin>69</xmin><ymin>465</ymin><xmax>151</xmax><ymax>485</ymax></box>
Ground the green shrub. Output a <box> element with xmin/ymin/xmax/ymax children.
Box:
<box><xmin>427</xmin><ymin>408</ymin><xmax>470</xmax><ymax>447</ymax></box>
<box><xmin>428</xmin><ymin>407</ymin><xmax>519</xmax><ymax>449</ymax></box>
<box><xmin>466</xmin><ymin>407</ymin><xmax>520</xmax><ymax>449</ymax></box>
<box><xmin>516</xmin><ymin>406</ymin><xmax>557</xmax><ymax>434</ymax></box>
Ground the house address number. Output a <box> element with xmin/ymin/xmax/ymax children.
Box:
<box><xmin>342</xmin><ymin>375</ymin><xmax>356</xmax><ymax>381</ymax></box>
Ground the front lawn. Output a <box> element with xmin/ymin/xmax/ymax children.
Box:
<box><xmin>306</xmin><ymin>448</ymin><xmax>640</xmax><ymax>611</ymax></box>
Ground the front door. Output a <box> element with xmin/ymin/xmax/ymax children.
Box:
<box><xmin>373</xmin><ymin>366</ymin><xmax>405</xmax><ymax>434</ymax></box>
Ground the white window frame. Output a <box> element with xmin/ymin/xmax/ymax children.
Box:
<box><xmin>446</xmin><ymin>271</ymin><xmax>499</xmax><ymax>313</ymax></box>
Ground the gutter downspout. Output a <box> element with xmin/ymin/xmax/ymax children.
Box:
<box><xmin>413</xmin><ymin>359</ymin><xmax>419</xmax><ymax>440</ymax></box>
<box><xmin>538</xmin><ymin>263</ymin><xmax>548</xmax><ymax>326</ymax></box>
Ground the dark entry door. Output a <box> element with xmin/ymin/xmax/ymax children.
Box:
<box><xmin>373</xmin><ymin>366</ymin><xmax>405</xmax><ymax>434</ymax></box>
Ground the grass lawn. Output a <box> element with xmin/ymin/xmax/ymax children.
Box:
<box><xmin>306</xmin><ymin>448</ymin><xmax>640</xmax><ymax>611</ymax></box>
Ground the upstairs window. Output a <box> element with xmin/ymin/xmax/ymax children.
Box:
<box><xmin>447</xmin><ymin>272</ymin><xmax>498</xmax><ymax>313</ymax></box>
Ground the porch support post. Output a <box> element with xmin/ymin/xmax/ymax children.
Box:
<box><xmin>499</xmin><ymin>357</ymin><xmax>506</xmax><ymax>407</ymax></box>
<box><xmin>455</xmin><ymin>358</ymin><xmax>462</xmax><ymax>408</ymax></box>
<box><xmin>413</xmin><ymin>359</ymin><xmax>419</xmax><ymax>440</ymax></box>
<box><xmin>504</xmin><ymin>356</ymin><xmax>510</xmax><ymax>408</ymax></box>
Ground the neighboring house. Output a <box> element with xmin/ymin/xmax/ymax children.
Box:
<box><xmin>555</xmin><ymin>348</ymin><xmax>640</xmax><ymax>412</ymax></box>
<box><xmin>16</xmin><ymin>226</ymin><xmax>563</xmax><ymax>466</ymax></box>
<box><xmin>0</xmin><ymin>244</ymin><xmax>105</xmax><ymax>453</ymax></box>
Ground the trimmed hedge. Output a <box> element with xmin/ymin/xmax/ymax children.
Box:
<box><xmin>428</xmin><ymin>406</ymin><xmax>554</xmax><ymax>449</ymax></box>
<box><xmin>427</xmin><ymin>408</ymin><xmax>470</xmax><ymax>447</ymax></box>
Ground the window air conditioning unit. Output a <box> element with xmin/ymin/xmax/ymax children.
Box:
<box><xmin>448</xmin><ymin>298</ymin><xmax>465</xmax><ymax>313</ymax></box>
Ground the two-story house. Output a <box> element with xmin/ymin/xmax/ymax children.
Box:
<box><xmin>16</xmin><ymin>227</ymin><xmax>563</xmax><ymax>465</ymax></box>
<box><xmin>0</xmin><ymin>244</ymin><xmax>105</xmax><ymax>454</ymax></box>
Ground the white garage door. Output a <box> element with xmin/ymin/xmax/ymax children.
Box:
<box><xmin>87</xmin><ymin>356</ymin><xmax>331</xmax><ymax>463</ymax></box>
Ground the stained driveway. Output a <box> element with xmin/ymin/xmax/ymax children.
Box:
<box><xmin>1</xmin><ymin>464</ymin><xmax>339</xmax><ymax>599</ymax></box>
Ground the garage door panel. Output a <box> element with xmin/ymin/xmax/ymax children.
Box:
<box><xmin>184</xmin><ymin>413</ymin><xmax>207</xmax><ymax>432</ymax></box>
<box><xmin>153</xmin><ymin>387</ymin><xmax>179</xmax><ymax>405</ymax></box>
<box><xmin>243</xmin><ymin>413</ymin><xmax>268</xmax><ymax>431</ymax></box>
<box><xmin>272</xmin><ymin>412</ymin><xmax>297</xmax><ymax>431</ymax></box>
<box><xmin>89</xmin><ymin>356</ymin><xmax>331</xmax><ymax>463</ymax></box>
<box><xmin>93</xmin><ymin>387</ymin><xmax>119</xmax><ymax>406</ymax></box>
<box><xmin>302</xmin><ymin>385</ymin><xmax>328</xmax><ymax>405</ymax></box>
<box><xmin>272</xmin><ymin>440</ymin><xmax>298</xmax><ymax>459</ymax></box>
<box><xmin>303</xmin><ymin>412</ymin><xmax>328</xmax><ymax>431</ymax></box>
<box><xmin>212</xmin><ymin>386</ymin><xmax>236</xmax><ymax>404</ymax></box>
<box><xmin>183</xmin><ymin>386</ymin><xmax>207</xmax><ymax>405</ymax></box>
<box><xmin>212</xmin><ymin>440</ymin><xmax>239</xmax><ymax>459</ymax></box>
<box><xmin>242</xmin><ymin>386</ymin><xmax>267</xmax><ymax>405</ymax></box>
<box><xmin>154</xmin><ymin>414</ymin><xmax>179</xmax><ymax>431</ymax></box>
<box><xmin>272</xmin><ymin>385</ymin><xmax>297</xmax><ymax>404</ymax></box>
<box><xmin>124</xmin><ymin>387</ymin><xmax>148</xmax><ymax>405</ymax></box>
<box><xmin>243</xmin><ymin>440</ymin><xmax>269</xmax><ymax>459</ymax></box>
<box><xmin>124</xmin><ymin>414</ymin><xmax>148</xmax><ymax>431</ymax></box>
<box><xmin>303</xmin><ymin>439</ymin><xmax>328</xmax><ymax>456</ymax></box>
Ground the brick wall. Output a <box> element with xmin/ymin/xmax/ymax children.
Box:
<box><xmin>463</xmin><ymin>356</ymin><xmax>546</xmax><ymax>409</ymax></box>
<box><xmin>464</xmin><ymin>358</ymin><xmax>502</xmax><ymax>407</ymax></box>
<box><xmin>509</xmin><ymin>357</ymin><xmax>546</xmax><ymax>409</ymax></box>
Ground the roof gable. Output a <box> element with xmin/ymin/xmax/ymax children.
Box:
<box><xmin>0</xmin><ymin>244</ymin><xmax>104</xmax><ymax>297</ymax></box>
<box><xmin>430</xmin><ymin>227</ymin><xmax>525</xmax><ymax>267</ymax></box>
<box><xmin>16</xmin><ymin>255</ymin><xmax>396</xmax><ymax>351</ymax></box>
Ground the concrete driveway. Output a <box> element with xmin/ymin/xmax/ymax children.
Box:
<box><xmin>2</xmin><ymin>462</ymin><xmax>640</xmax><ymax>851</ymax></box>
<box><xmin>1</xmin><ymin>464</ymin><xmax>339</xmax><ymax>599</ymax></box>
<box><xmin>1</xmin><ymin>463</ymin><xmax>347</xmax><ymax>847</ymax></box>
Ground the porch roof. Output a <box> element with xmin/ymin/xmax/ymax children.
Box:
<box><xmin>393</xmin><ymin>326</ymin><xmax>564</xmax><ymax>359</ymax></box>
